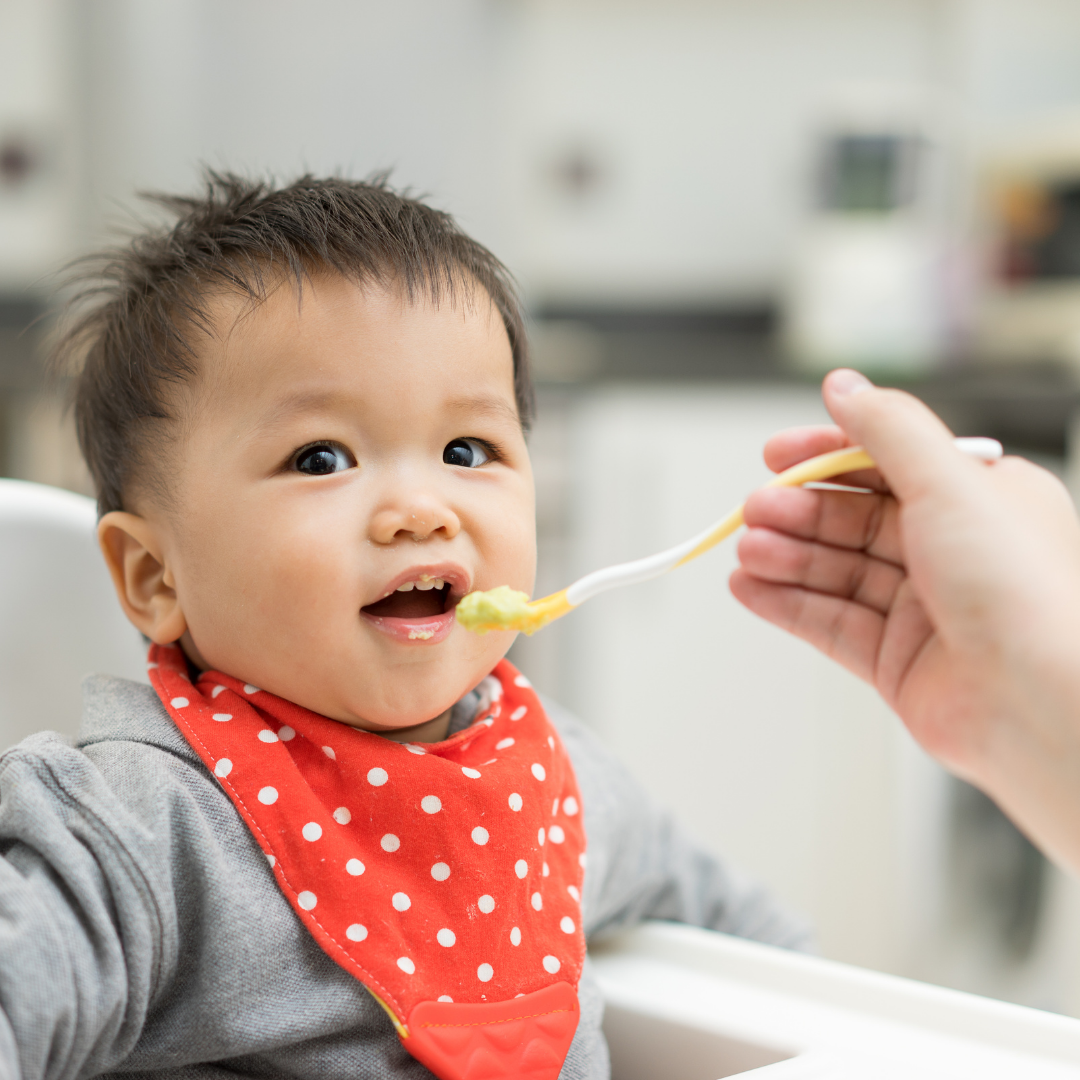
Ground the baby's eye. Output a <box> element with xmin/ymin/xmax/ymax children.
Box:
<box><xmin>443</xmin><ymin>438</ymin><xmax>491</xmax><ymax>469</ymax></box>
<box><xmin>293</xmin><ymin>443</ymin><xmax>355</xmax><ymax>475</ymax></box>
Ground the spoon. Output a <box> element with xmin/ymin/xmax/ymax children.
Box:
<box><xmin>456</xmin><ymin>437</ymin><xmax>1004</xmax><ymax>636</ymax></box>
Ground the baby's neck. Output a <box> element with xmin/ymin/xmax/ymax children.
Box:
<box><xmin>373</xmin><ymin>708</ymin><xmax>452</xmax><ymax>744</ymax></box>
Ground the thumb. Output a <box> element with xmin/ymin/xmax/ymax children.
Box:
<box><xmin>821</xmin><ymin>369</ymin><xmax>977</xmax><ymax>504</ymax></box>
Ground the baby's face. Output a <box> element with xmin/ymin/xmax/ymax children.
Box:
<box><xmin>141</xmin><ymin>275</ymin><xmax>535</xmax><ymax>733</ymax></box>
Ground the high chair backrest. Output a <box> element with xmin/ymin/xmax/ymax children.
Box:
<box><xmin>0</xmin><ymin>479</ymin><xmax>146</xmax><ymax>750</ymax></box>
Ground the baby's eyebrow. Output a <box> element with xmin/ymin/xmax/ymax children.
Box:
<box><xmin>251</xmin><ymin>389</ymin><xmax>354</xmax><ymax>435</ymax></box>
<box><xmin>445</xmin><ymin>395</ymin><xmax>521</xmax><ymax>428</ymax></box>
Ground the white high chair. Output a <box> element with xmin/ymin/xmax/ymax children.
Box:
<box><xmin>0</xmin><ymin>478</ymin><xmax>145</xmax><ymax>748</ymax></box>
<box><xmin>0</xmin><ymin>480</ymin><xmax>1078</xmax><ymax>1078</ymax></box>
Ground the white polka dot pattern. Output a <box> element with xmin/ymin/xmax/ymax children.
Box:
<box><xmin>148</xmin><ymin>646</ymin><xmax>586</xmax><ymax>1027</ymax></box>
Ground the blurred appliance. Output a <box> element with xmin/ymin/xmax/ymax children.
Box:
<box><xmin>783</xmin><ymin>88</ymin><xmax>956</xmax><ymax>375</ymax></box>
<box><xmin>0</xmin><ymin>0</ymin><xmax>77</xmax><ymax>291</ymax></box>
<box><xmin>975</xmin><ymin>112</ymin><xmax>1080</xmax><ymax>370</ymax></box>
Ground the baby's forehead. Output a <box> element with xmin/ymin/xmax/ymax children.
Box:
<box><xmin>207</xmin><ymin>272</ymin><xmax>506</xmax><ymax>357</ymax></box>
<box><xmin>186</xmin><ymin>274</ymin><xmax>517</xmax><ymax>424</ymax></box>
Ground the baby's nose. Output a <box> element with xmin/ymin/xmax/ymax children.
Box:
<box><xmin>368</xmin><ymin>500</ymin><xmax>461</xmax><ymax>545</ymax></box>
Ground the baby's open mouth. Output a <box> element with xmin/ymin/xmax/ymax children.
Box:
<box><xmin>361</xmin><ymin>576</ymin><xmax>454</xmax><ymax>620</ymax></box>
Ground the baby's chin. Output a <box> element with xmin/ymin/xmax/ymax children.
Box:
<box><xmin>311</xmin><ymin>674</ymin><xmax>479</xmax><ymax>736</ymax></box>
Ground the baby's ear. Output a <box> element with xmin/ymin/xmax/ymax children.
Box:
<box><xmin>97</xmin><ymin>512</ymin><xmax>187</xmax><ymax>645</ymax></box>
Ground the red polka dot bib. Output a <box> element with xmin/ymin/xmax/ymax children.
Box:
<box><xmin>148</xmin><ymin>644</ymin><xmax>586</xmax><ymax>1080</ymax></box>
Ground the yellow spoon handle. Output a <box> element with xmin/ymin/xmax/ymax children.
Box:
<box><xmin>672</xmin><ymin>446</ymin><xmax>874</xmax><ymax>569</ymax></box>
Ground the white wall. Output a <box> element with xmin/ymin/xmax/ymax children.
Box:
<box><xmin>76</xmin><ymin>0</ymin><xmax>506</xmax><ymax>251</ymax></box>
<box><xmin>559</xmin><ymin>385</ymin><xmax>910</xmax><ymax>970</ymax></box>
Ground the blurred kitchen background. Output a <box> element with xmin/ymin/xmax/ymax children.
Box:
<box><xmin>7</xmin><ymin>0</ymin><xmax>1080</xmax><ymax>1019</ymax></box>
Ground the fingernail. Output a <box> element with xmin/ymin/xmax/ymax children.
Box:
<box><xmin>829</xmin><ymin>368</ymin><xmax>872</xmax><ymax>397</ymax></box>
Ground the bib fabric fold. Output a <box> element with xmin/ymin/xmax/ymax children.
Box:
<box><xmin>148</xmin><ymin>643</ymin><xmax>586</xmax><ymax>1080</ymax></box>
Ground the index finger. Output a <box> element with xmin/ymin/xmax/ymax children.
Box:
<box><xmin>763</xmin><ymin>425</ymin><xmax>850</xmax><ymax>473</ymax></box>
<box><xmin>763</xmin><ymin>424</ymin><xmax>889</xmax><ymax>492</ymax></box>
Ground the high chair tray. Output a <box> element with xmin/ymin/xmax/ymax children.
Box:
<box><xmin>590</xmin><ymin>921</ymin><xmax>1080</xmax><ymax>1079</ymax></box>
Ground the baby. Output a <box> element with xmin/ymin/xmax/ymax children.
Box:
<box><xmin>0</xmin><ymin>174</ymin><xmax>811</xmax><ymax>1080</ymax></box>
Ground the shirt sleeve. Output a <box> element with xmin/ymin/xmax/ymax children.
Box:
<box><xmin>542</xmin><ymin>696</ymin><xmax>816</xmax><ymax>953</ymax></box>
<box><xmin>0</xmin><ymin>732</ymin><xmax>167</xmax><ymax>1080</ymax></box>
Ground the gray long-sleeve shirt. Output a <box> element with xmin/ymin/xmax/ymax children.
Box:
<box><xmin>0</xmin><ymin>675</ymin><xmax>812</xmax><ymax>1080</ymax></box>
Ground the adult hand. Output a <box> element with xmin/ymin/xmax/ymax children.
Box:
<box><xmin>730</xmin><ymin>369</ymin><xmax>1080</xmax><ymax>873</ymax></box>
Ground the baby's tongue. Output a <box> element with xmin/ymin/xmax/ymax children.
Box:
<box><xmin>363</xmin><ymin>589</ymin><xmax>445</xmax><ymax>619</ymax></box>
